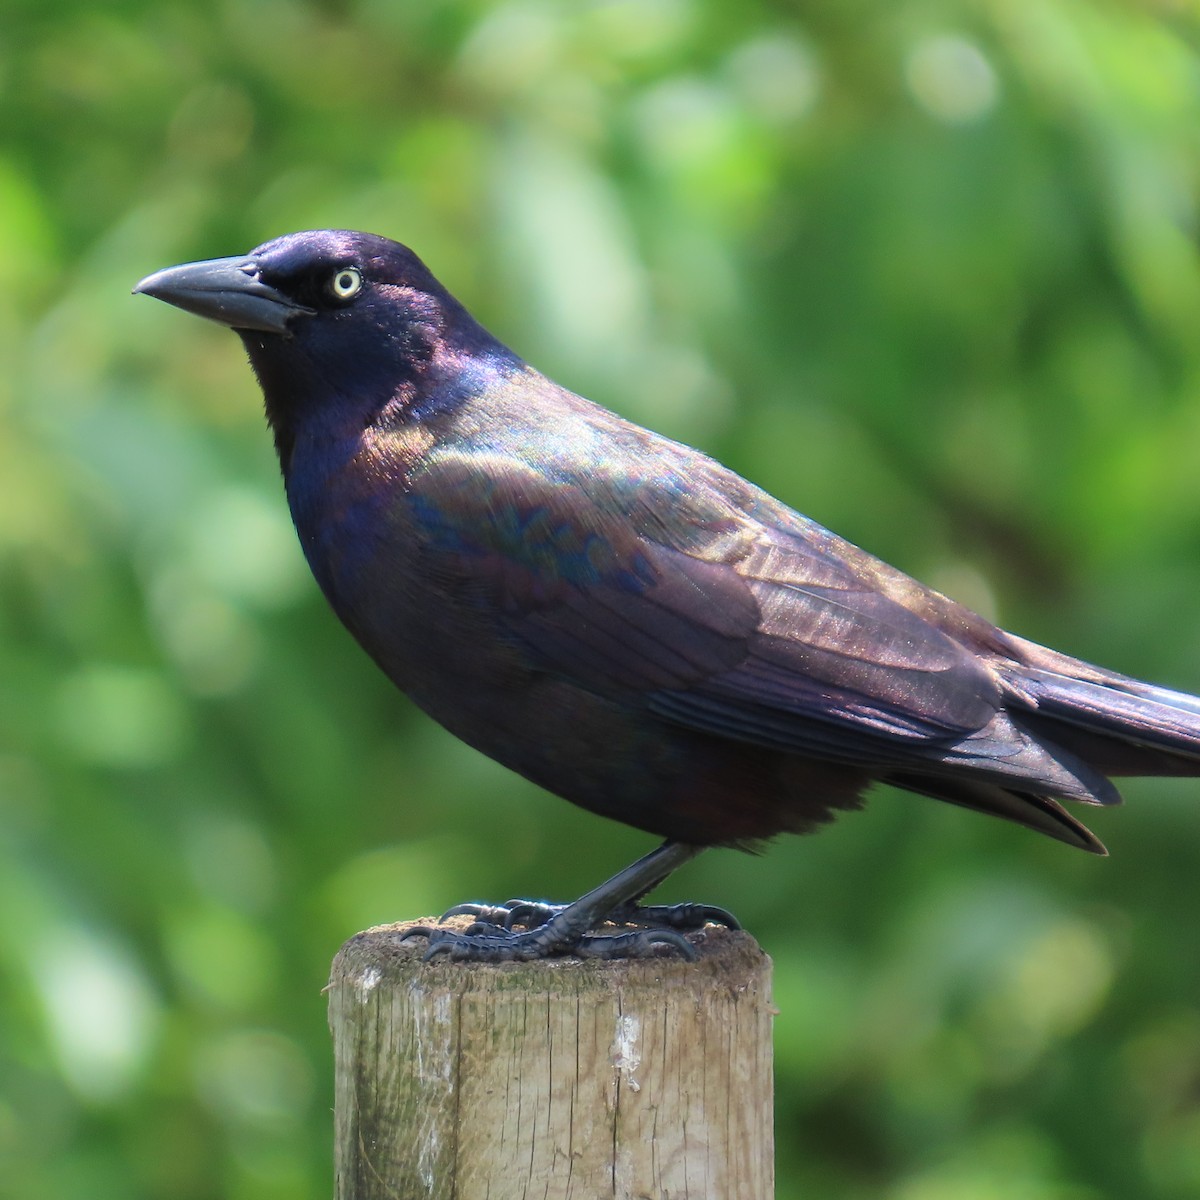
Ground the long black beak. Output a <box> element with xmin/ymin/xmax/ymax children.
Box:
<box><xmin>133</xmin><ymin>255</ymin><xmax>315</xmax><ymax>335</ymax></box>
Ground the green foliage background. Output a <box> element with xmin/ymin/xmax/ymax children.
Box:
<box><xmin>4</xmin><ymin>2</ymin><xmax>1200</xmax><ymax>1197</ymax></box>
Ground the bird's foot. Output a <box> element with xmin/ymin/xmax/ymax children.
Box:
<box><xmin>403</xmin><ymin>917</ymin><xmax>699</xmax><ymax>962</ymax></box>
<box><xmin>401</xmin><ymin>841</ymin><xmax>730</xmax><ymax>962</ymax></box>
<box><xmin>442</xmin><ymin>897</ymin><xmax>740</xmax><ymax>933</ymax></box>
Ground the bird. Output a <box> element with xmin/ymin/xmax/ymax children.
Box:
<box><xmin>135</xmin><ymin>229</ymin><xmax>1200</xmax><ymax>961</ymax></box>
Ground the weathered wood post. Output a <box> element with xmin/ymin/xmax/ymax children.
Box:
<box><xmin>328</xmin><ymin>920</ymin><xmax>774</xmax><ymax>1199</ymax></box>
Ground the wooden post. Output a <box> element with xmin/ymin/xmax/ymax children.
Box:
<box><xmin>328</xmin><ymin>920</ymin><xmax>774</xmax><ymax>1200</ymax></box>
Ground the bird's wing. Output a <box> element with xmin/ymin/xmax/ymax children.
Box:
<box><xmin>410</xmin><ymin>445</ymin><xmax>1003</xmax><ymax>763</ymax></box>
<box><xmin>647</xmin><ymin>533</ymin><xmax>1000</xmax><ymax>760</ymax></box>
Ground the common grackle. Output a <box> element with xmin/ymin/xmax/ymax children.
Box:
<box><xmin>136</xmin><ymin>230</ymin><xmax>1200</xmax><ymax>961</ymax></box>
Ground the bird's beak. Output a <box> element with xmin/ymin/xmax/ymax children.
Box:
<box><xmin>133</xmin><ymin>255</ymin><xmax>315</xmax><ymax>335</ymax></box>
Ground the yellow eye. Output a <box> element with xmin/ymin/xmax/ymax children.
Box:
<box><xmin>329</xmin><ymin>266</ymin><xmax>363</xmax><ymax>301</ymax></box>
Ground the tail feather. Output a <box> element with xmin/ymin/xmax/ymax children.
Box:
<box><xmin>1001</xmin><ymin>637</ymin><xmax>1200</xmax><ymax>776</ymax></box>
<box><xmin>887</xmin><ymin>772</ymin><xmax>1107</xmax><ymax>855</ymax></box>
<box><xmin>896</xmin><ymin>637</ymin><xmax>1200</xmax><ymax>853</ymax></box>
<box><xmin>1021</xmin><ymin>670</ymin><xmax>1200</xmax><ymax>757</ymax></box>
<box><xmin>935</xmin><ymin>710</ymin><xmax>1123</xmax><ymax>806</ymax></box>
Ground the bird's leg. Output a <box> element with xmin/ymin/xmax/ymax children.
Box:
<box><xmin>404</xmin><ymin>841</ymin><xmax>731</xmax><ymax>961</ymax></box>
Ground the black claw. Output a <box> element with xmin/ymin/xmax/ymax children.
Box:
<box><xmin>575</xmin><ymin>928</ymin><xmax>700</xmax><ymax>961</ymax></box>
<box><xmin>403</xmin><ymin>907</ymin><xmax>710</xmax><ymax>964</ymax></box>
<box><xmin>457</xmin><ymin>899</ymin><xmax>561</xmax><ymax>929</ymax></box>
<box><xmin>441</xmin><ymin>897</ymin><xmax>739</xmax><ymax>936</ymax></box>
<box><xmin>502</xmin><ymin>901</ymin><xmax>557</xmax><ymax>929</ymax></box>
<box><xmin>400</xmin><ymin>843</ymin><xmax>721</xmax><ymax>962</ymax></box>
<box><xmin>418</xmin><ymin>926</ymin><xmax>563</xmax><ymax>963</ymax></box>
<box><xmin>617</xmin><ymin>901</ymin><xmax>741</xmax><ymax>931</ymax></box>
<box><xmin>438</xmin><ymin>899</ymin><xmax>561</xmax><ymax>929</ymax></box>
<box><xmin>438</xmin><ymin>901</ymin><xmax>512</xmax><ymax>924</ymax></box>
<box><xmin>400</xmin><ymin>924</ymin><xmax>437</xmax><ymax>943</ymax></box>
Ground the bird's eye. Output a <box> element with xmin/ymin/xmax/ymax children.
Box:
<box><xmin>329</xmin><ymin>267</ymin><xmax>363</xmax><ymax>301</ymax></box>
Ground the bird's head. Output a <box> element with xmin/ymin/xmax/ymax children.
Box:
<box><xmin>135</xmin><ymin>230</ymin><xmax>500</xmax><ymax>457</ymax></box>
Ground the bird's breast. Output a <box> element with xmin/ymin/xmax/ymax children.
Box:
<box><xmin>285</xmin><ymin>425</ymin><xmax>531</xmax><ymax>702</ymax></box>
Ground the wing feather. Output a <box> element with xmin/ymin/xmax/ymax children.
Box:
<box><xmin>412</xmin><ymin>448</ymin><xmax>1004</xmax><ymax>757</ymax></box>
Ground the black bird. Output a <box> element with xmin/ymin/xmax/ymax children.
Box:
<box><xmin>136</xmin><ymin>230</ymin><xmax>1200</xmax><ymax>960</ymax></box>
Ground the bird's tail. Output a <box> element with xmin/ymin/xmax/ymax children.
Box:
<box><xmin>887</xmin><ymin>640</ymin><xmax>1200</xmax><ymax>856</ymax></box>
<box><xmin>1003</xmin><ymin>635</ymin><xmax>1200</xmax><ymax>778</ymax></box>
<box><xmin>888</xmin><ymin>770</ymin><xmax>1109</xmax><ymax>853</ymax></box>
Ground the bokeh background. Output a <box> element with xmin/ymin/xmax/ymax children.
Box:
<box><xmin>5</xmin><ymin>2</ymin><xmax>1200</xmax><ymax>1197</ymax></box>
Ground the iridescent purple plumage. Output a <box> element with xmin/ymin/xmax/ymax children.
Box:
<box><xmin>135</xmin><ymin>230</ymin><xmax>1200</xmax><ymax>959</ymax></box>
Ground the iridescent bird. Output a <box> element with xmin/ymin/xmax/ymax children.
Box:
<box><xmin>136</xmin><ymin>230</ymin><xmax>1200</xmax><ymax>960</ymax></box>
